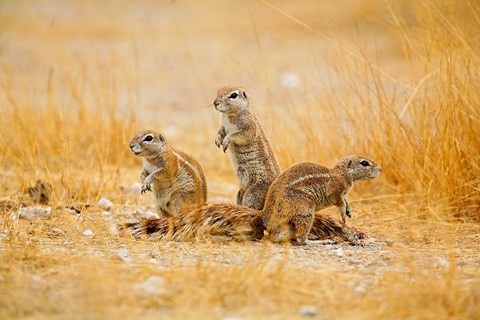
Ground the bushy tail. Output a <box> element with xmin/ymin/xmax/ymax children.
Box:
<box><xmin>124</xmin><ymin>204</ymin><xmax>367</xmax><ymax>244</ymax></box>
<box><xmin>309</xmin><ymin>213</ymin><xmax>367</xmax><ymax>244</ymax></box>
<box><xmin>123</xmin><ymin>203</ymin><xmax>264</xmax><ymax>241</ymax></box>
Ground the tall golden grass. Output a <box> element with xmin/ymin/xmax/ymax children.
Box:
<box><xmin>1</xmin><ymin>0</ymin><xmax>477</xmax><ymax>219</ymax></box>
<box><xmin>0</xmin><ymin>0</ymin><xmax>479</xmax><ymax>319</ymax></box>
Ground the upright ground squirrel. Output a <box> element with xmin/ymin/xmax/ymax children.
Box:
<box><xmin>213</xmin><ymin>86</ymin><xmax>280</xmax><ymax>210</ymax></box>
<box><xmin>124</xmin><ymin>155</ymin><xmax>379</xmax><ymax>244</ymax></box>
<box><xmin>129</xmin><ymin>130</ymin><xmax>207</xmax><ymax>217</ymax></box>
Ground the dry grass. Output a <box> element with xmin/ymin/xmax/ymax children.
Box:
<box><xmin>0</xmin><ymin>0</ymin><xmax>479</xmax><ymax>319</ymax></box>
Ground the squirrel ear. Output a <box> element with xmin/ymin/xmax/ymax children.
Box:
<box><xmin>348</xmin><ymin>160</ymin><xmax>353</xmax><ymax>168</ymax></box>
<box><xmin>158</xmin><ymin>134</ymin><xmax>166</xmax><ymax>142</ymax></box>
<box><xmin>242</xmin><ymin>91</ymin><xmax>248</xmax><ymax>99</ymax></box>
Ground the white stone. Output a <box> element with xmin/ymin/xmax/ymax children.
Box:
<box><xmin>82</xmin><ymin>229</ymin><xmax>94</xmax><ymax>237</ymax></box>
<box><xmin>299</xmin><ymin>305</ymin><xmax>318</xmax><ymax>317</ymax></box>
<box><xmin>354</xmin><ymin>284</ymin><xmax>367</xmax><ymax>293</ymax></box>
<box><xmin>108</xmin><ymin>224</ymin><xmax>120</xmax><ymax>236</ymax></box>
<box><xmin>98</xmin><ymin>197</ymin><xmax>113</xmax><ymax>209</ymax></box>
<box><xmin>14</xmin><ymin>206</ymin><xmax>52</xmax><ymax>220</ymax></box>
<box><xmin>140</xmin><ymin>211</ymin><xmax>159</xmax><ymax>219</ymax></box>
<box><xmin>51</xmin><ymin>227</ymin><xmax>64</xmax><ymax>235</ymax></box>
<box><xmin>332</xmin><ymin>248</ymin><xmax>344</xmax><ymax>257</ymax></box>
<box><xmin>114</xmin><ymin>249</ymin><xmax>132</xmax><ymax>263</ymax></box>
<box><xmin>137</xmin><ymin>276</ymin><xmax>166</xmax><ymax>295</ymax></box>
<box><xmin>102</xmin><ymin>211</ymin><xmax>112</xmax><ymax>219</ymax></box>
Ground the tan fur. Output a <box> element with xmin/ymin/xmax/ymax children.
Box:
<box><xmin>129</xmin><ymin>130</ymin><xmax>207</xmax><ymax>218</ymax></box>
<box><xmin>124</xmin><ymin>203</ymin><xmax>263</xmax><ymax>241</ymax></box>
<box><xmin>213</xmin><ymin>86</ymin><xmax>280</xmax><ymax>210</ymax></box>
<box><xmin>124</xmin><ymin>155</ymin><xmax>379</xmax><ymax>245</ymax></box>
<box><xmin>263</xmin><ymin>156</ymin><xmax>381</xmax><ymax>244</ymax></box>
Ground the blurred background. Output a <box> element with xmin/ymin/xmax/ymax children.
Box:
<box><xmin>1</xmin><ymin>0</ymin><xmax>479</xmax><ymax>216</ymax></box>
<box><xmin>1</xmin><ymin>1</ymin><xmax>480</xmax><ymax>319</ymax></box>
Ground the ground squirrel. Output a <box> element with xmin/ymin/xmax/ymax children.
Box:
<box><xmin>129</xmin><ymin>130</ymin><xmax>207</xmax><ymax>217</ymax></box>
<box><xmin>213</xmin><ymin>86</ymin><xmax>280</xmax><ymax>210</ymax></box>
<box><xmin>263</xmin><ymin>155</ymin><xmax>381</xmax><ymax>244</ymax></box>
<box><xmin>124</xmin><ymin>155</ymin><xmax>379</xmax><ymax>244</ymax></box>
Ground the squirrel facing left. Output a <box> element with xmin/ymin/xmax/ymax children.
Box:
<box><xmin>129</xmin><ymin>130</ymin><xmax>207</xmax><ymax>218</ymax></box>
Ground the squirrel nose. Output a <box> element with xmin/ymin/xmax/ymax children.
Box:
<box><xmin>129</xmin><ymin>143</ymin><xmax>134</xmax><ymax>149</ymax></box>
<box><xmin>213</xmin><ymin>98</ymin><xmax>220</xmax><ymax>107</ymax></box>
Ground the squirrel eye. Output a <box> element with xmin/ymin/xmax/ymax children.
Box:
<box><xmin>229</xmin><ymin>92</ymin><xmax>238</xmax><ymax>99</ymax></box>
<box><xmin>360</xmin><ymin>160</ymin><xmax>370</xmax><ymax>167</ymax></box>
<box><xmin>143</xmin><ymin>135</ymin><xmax>154</xmax><ymax>142</ymax></box>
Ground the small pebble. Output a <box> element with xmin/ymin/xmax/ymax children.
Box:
<box><xmin>114</xmin><ymin>249</ymin><xmax>132</xmax><ymax>263</ymax></box>
<box><xmin>136</xmin><ymin>276</ymin><xmax>166</xmax><ymax>295</ymax></box>
<box><xmin>141</xmin><ymin>211</ymin><xmax>159</xmax><ymax>219</ymax></box>
<box><xmin>299</xmin><ymin>305</ymin><xmax>318</xmax><ymax>317</ymax></box>
<box><xmin>82</xmin><ymin>229</ymin><xmax>94</xmax><ymax>237</ymax></box>
<box><xmin>14</xmin><ymin>206</ymin><xmax>52</xmax><ymax>220</ymax></box>
<box><xmin>355</xmin><ymin>285</ymin><xmax>367</xmax><ymax>293</ymax></box>
<box><xmin>102</xmin><ymin>211</ymin><xmax>112</xmax><ymax>219</ymax></box>
<box><xmin>51</xmin><ymin>227</ymin><xmax>65</xmax><ymax>235</ymax></box>
<box><xmin>332</xmin><ymin>248</ymin><xmax>344</xmax><ymax>257</ymax></box>
<box><xmin>108</xmin><ymin>224</ymin><xmax>120</xmax><ymax>236</ymax></box>
<box><xmin>98</xmin><ymin>197</ymin><xmax>113</xmax><ymax>209</ymax></box>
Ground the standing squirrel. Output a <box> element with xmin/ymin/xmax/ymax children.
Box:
<box><xmin>129</xmin><ymin>130</ymin><xmax>207</xmax><ymax>217</ymax></box>
<box><xmin>213</xmin><ymin>86</ymin><xmax>280</xmax><ymax>210</ymax></box>
<box><xmin>124</xmin><ymin>155</ymin><xmax>380</xmax><ymax>244</ymax></box>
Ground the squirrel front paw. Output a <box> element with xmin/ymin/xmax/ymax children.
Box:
<box><xmin>345</xmin><ymin>205</ymin><xmax>351</xmax><ymax>218</ymax></box>
<box><xmin>215</xmin><ymin>133</ymin><xmax>223</xmax><ymax>148</ymax></box>
<box><xmin>222</xmin><ymin>136</ymin><xmax>230</xmax><ymax>152</ymax></box>
<box><xmin>141</xmin><ymin>182</ymin><xmax>152</xmax><ymax>194</ymax></box>
<box><xmin>341</xmin><ymin>206</ymin><xmax>351</xmax><ymax>223</ymax></box>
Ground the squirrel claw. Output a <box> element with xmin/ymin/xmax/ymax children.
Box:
<box><xmin>345</xmin><ymin>206</ymin><xmax>351</xmax><ymax>218</ymax></box>
<box><xmin>215</xmin><ymin>134</ymin><xmax>223</xmax><ymax>148</ymax></box>
<box><xmin>141</xmin><ymin>184</ymin><xmax>152</xmax><ymax>194</ymax></box>
<box><xmin>221</xmin><ymin>138</ymin><xmax>230</xmax><ymax>152</ymax></box>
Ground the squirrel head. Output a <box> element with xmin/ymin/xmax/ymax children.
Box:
<box><xmin>337</xmin><ymin>155</ymin><xmax>382</xmax><ymax>181</ymax></box>
<box><xmin>213</xmin><ymin>86</ymin><xmax>250</xmax><ymax>114</ymax></box>
<box><xmin>129</xmin><ymin>130</ymin><xmax>167</xmax><ymax>158</ymax></box>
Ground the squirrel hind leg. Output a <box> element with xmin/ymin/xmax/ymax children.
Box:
<box><xmin>241</xmin><ymin>182</ymin><xmax>270</xmax><ymax>210</ymax></box>
<box><xmin>266</xmin><ymin>221</ymin><xmax>293</xmax><ymax>243</ymax></box>
<box><xmin>289</xmin><ymin>211</ymin><xmax>315</xmax><ymax>245</ymax></box>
